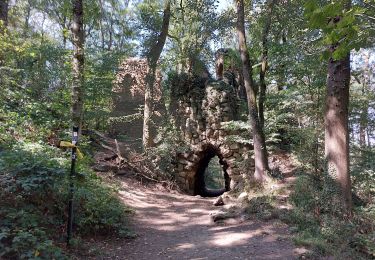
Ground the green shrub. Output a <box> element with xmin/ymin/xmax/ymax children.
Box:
<box><xmin>0</xmin><ymin>142</ymin><xmax>130</xmax><ymax>258</ymax></box>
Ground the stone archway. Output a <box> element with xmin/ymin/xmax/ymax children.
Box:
<box><xmin>170</xmin><ymin>73</ymin><xmax>254</xmax><ymax>195</ymax></box>
<box><xmin>192</xmin><ymin>145</ymin><xmax>230</xmax><ymax>196</ymax></box>
<box><xmin>175</xmin><ymin>141</ymin><xmax>251</xmax><ymax>196</ymax></box>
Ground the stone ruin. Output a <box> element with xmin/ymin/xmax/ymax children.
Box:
<box><xmin>111</xmin><ymin>52</ymin><xmax>254</xmax><ymax>196</ymax></box>
<box><xmin>111</xmin><ymin>58</ymin><xmax>163</xmax><ymax>150</ymax></box>
<box><xmin>169</xmin><ymin>72</ymin><xmax>254</xmax><ymax>196</ymax></box>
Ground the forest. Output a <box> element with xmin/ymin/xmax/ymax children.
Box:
<box><xmin>0</xmin><ymin>0</ymin><xmax>374</xmax><ymax>259</ymax></box>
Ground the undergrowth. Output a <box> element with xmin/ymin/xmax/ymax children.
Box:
<box><xmin>242</xmin><ymin>166</ymin><xmax>375</xmax><ymax>259</ymax></box>
<box><xmin>0</xmin><ymin>141</ymin><xmax>132</xmax><ymax>259</ymax></box>
<box><xmin>287</xmin><ymin>173</ymin><xmax>375</xmax><ymax>259</ymax></box>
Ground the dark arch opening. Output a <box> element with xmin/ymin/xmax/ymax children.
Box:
<box><xmin>194</xmin><ymin>146</ymin><xmax>230</xmax><ymax>197</ymax></box>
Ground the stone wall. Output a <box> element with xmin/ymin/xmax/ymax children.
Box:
<box><xmin>169</xmin><ymin>73</ymin><xmax>254</xmax><ymax>195</ymax></box>
<box><xmin>111</xmin><ymin>58</ymin><xmax>163</xmax><ymax>151</ymax></box>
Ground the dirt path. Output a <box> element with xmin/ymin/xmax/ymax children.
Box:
<box><xmin>84</xmin><ymin>175</ymin><xmax>306</xmax><ymax>260</ymax></box>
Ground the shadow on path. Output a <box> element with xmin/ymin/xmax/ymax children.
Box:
<box><xmin>86</xmin><ymin>177</ymin><xmax>306</xmax><ymax>260</ymax></box>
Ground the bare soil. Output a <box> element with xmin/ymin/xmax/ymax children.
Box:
<box><xmin>80</xmin><ymin>172</ymin><xmax>307</xmax><ymax>260</ymax></box>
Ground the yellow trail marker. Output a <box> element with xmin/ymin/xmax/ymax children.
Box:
<box><xmin>59</xmin><ymin>141</ymin><xmax>84</xmax><ymax>160</ymax></box>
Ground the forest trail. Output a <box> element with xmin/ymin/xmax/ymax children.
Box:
<box><xmin>84</xmin><ymin>174</ymin><xmax>307</xmax><ymax>260</ymax></box>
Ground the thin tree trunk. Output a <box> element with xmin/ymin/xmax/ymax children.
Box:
<box><xmin>71</xmin><ymin>0</ymin><xmax>85</xmax><ymax>134</ymax></box>
<box><xmin>0</xmin><ymin>0</ymin><xmax>8</xmax><ymax>29</ymax></box>
<box><xmin>258</xmin><ymin>0</ymin><xmax>275</xmax><ymax>129</ymax></box>
<box><xmin>62</xmin><ymin>16</ymin><xmax>68</xmax><ymax>48</ymax></box>
<box><xmin>359</xmin><ymin>85</ymin><xmax>368</xmax><ymax>147</ymax></box>
<box><xmin>236</xmin><ymin>0</ymin><xmax>269</xmax><ymax>182</ymax></box>
<box><xmin>0</xmin><ymin>0</ymin><xmax>8</xmax><ymax>64</ymax></box>
<box><xmin>367</xmin><ymin>128</ymin><xmax>371</xmax><ymax>147</ymax></box>
<box><xmin>236</xmin><ymin>69</ymin><xmax>247</xmax><ymax>100</ymax></box>
<box><xmin>143</xmin><ymin>0</ymin><xmax>171</xmax><ymax>150</ymax></box>
<box><xmin>108</xmin><ymin>20</ymin><xmax>113</xmax><ymax>51</ymax></box>
<box><xmin>276</xmin><ymin>31</ymin><xmax>287</xmax><ymax>91</ymax></box>
<box><xmin>359</xmin><ymin>53</ymin><xmax>370</xmax><ymax>147</ymax></box>
<box><xmin>0</xmin><ymin>0</ymin><xmax>8</xmax><ymax>46</ymax></box>
<box><xmin>324</xmin><ymin>3</ymin><xmax>352</xmax><ymax>214</ymax></box>
<box><xmin>24</xmin><ymin>0</ymin><xmax>31</xmax><ymax>33</ymax></box>
<box><xmin>99</xmin><ymin>0</ymin><xmax>105</xmax><ymax>49</ymax></box>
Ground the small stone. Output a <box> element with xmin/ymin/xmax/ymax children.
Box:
<box><xmin>92</xmin><ymin>164</ymin><xmax>111</xmax><ymax>172</ymax></box>
<box><xmin>230</xmin><ymin>143</ymin><xmax>239</xmax><ymax>150</ymax></box>
<box><xmin>223</xmin><ymin>106</ymin><xmax>231</xmax><ymax>112</ymax></box>
<box><xmin>238</xmin><ymin>192</ymin><xmax>248</xmax><ymax>201</ymax></box>
<box><xmin>213</xmin><ymin>196</ymin><xmax>224</xmax><ymax>206</ymax></box>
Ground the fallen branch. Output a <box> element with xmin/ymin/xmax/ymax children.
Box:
<box><xmin>86</xmin><ymin>129</ymin><xmax>174</xmax><ymax>186</ymax></box>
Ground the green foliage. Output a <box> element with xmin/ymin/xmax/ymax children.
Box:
<box><xmin>204</xmin><ymin>156</ymin><xmax>225</xmax><ymax>190</ymax></box>
<box><xmin>0</xmin><ymin>27</ymin><xmax>72</xmax><ymax>144</ymax></box>
<box><xmin>164</xmin><ymin>0</ymin><xmax>220</xmax><ymax>72</ymax></box>
<box><xmin>286</xmin><ymin>173</ymin><xmax>375</xmax><ymax>258</ymax></box>
<box><xmin>223</xmin><ymin>48</ymin><xmax>242</xmax><ymax>71</ymax></box>
<box><xmin>0</xmin><ymin>142</ymin><xmax>130</xmax><ymax>258</ymax></box>
<box><xmin>304</xmin><ymin>0</ymin><xmax>366</xmax><ymax>60</ymax></box>
<box><xmin>351</xmin><ymin>147</ymin><xmax>375</xmax><ymax>205</ymax></box>
<box><xmin>135</xmin><ymin>0</ymin><xmax>165</xmax><ymax>56</ymax></box>
<box><xmin>84</xmin><ymin>49</ymin><xmax>128</xmax><ymax>130</ymax></box>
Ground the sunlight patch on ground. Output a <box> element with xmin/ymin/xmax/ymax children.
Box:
<box><xmin>210</xmin><ymin>231</ymin><xmax>255</xmax><ymax>247</ymax></box>
<box><xmin>174</xmin><ymin>243</ymin><xmax>196</xmax><ymax>250</ymax></box>
<box><xmin>187</xmin><ymin>208</ymin><xmax>212</xmax><ymax>214</ymax></box>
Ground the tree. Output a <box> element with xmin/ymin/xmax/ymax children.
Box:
<box><xmin>142</xmin><ymin>0</ymin><xmax>171</xmax><ymax>149</ymax></box>
<box><xmin>359</xmin><ymin>52</ymin><xmax>370</xmax><ymax>147</ymax></box>
<box><xmin>167</xmin><ymin>0</ymin><xmax>219</xmax><ymax>75</ymax></box>
<box><xmin>71</xmin><ymin>0</ymin><xmax>85</xmax><ymax>133</ymax></box>
<box><xmin>236</xmin><ymin>0</ymin><xmax>269</xmax><ymax>182</ymax></box>
<box><xmin>258</xmin><ymin>0</ymin><xmax>275</xmax><ymax>129</ymax></box>
<box><xmin>305</xmin><ymin>0</ymin><xmax>362</xmax><ymax>215</ymax></box>
<box><xmin>325</xmin><ymin>42</ymin><xmax>352</xmax><ymax>215</ymax></box>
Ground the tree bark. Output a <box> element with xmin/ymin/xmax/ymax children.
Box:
<box><xmin>359</xmin><ymin>53</ymin><xmax>370</xmax><ymax>147</ymax></box>
<box><xmin>236</xmin><ymin>0</ymin><xmax>269</xmax><ymax>181</ymax></box>
<box><xmin>276</xmin><ymin>31</ymin><xmax>287</xmax><ymax>91</ymax></box>
<box><xmin>0</xmin><ymin>0</ymin><xmax>8</xmax><ymax>65</ymax></box>
<box><xmin>71</xmin><ymin>0</ymin><xmax>85</xmax><ymax>134</ymax></box>
<box><xmin>143</xmin><ymin>0</ymin><xmax>171</xmax><ymax>150</ymax></box>
<box><xmin>258</xmin><ymin>0</ymin><xmax>275</xmax><ymax>129</ymax></box>
<box><xmin>325</xmin><ymin>30</ymin><xmax>352</xmax><ymax>215</ymax></box>
<box><xmin>24</xmin><ymin>0</ymin><xmax>31</xmax><ymax>33</ymax></box>
<box><xmin>359</xmin><ymin>87</ymin><xmax>368</xmax><ymax>147</ymax></box>
<box><xmin>0</xmin><ymin>0</ymin><xmax>8</xmax><ymax>36</ymax></box>
<box><xmin>0</xmin><ymin>0</ymin><xmax>8</xmax><ymax>28</ymax></box>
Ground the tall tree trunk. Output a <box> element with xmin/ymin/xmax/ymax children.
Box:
<box><xmin>71</xmin><ymin>0</ymin><xmax>85</xmax><ymax>134</ymax></box>
<box><xmin>236</xmin><ymin>0</ymin><xmax>269</xmax><ymax>181</ymax></box>
<box><xmin>143</xmin><ymin>0</ymin><xmax>171</xmax><ymax>150</ymax></box>
<box><xmin>325</xmin><ymin>5</ymin><xmax>352</xmax><ymax>214</ymax></box>
<box><xmin>258</xmin><ymin>0</ymin><xmax>275</xmax><ymax>129</ymax></box>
